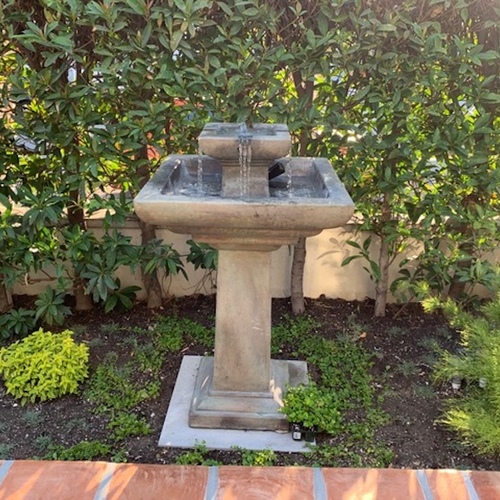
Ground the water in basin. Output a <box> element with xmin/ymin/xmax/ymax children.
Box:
<box><xmin>159</xmin><ymin>156</ymin><xmax>328</xmax><ymax>199</ymax></box>
<box><xmin>214</xmin><ymin>123</ymin><xmax>277</xmax><ymax>137</ymax></box>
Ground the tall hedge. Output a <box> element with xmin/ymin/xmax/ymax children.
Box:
<box><xmin>0</xmin><ymin>0</ymin><xmax>499</xmax><ymax>321</ymax></box>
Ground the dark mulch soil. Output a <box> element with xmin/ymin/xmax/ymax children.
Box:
<box><xmin>1</xmin><ymin>294</ymin><xmax>499</xmax><ymax>469</ymax></box>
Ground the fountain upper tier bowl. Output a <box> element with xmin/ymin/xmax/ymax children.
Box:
<box><xmin>198</xmin><ymin>122</ymin><xmax>291</xmax><ymax>160</ymax></box>
<box><xmin>134</xmin><ymin>155</ymin><xmax>354</xmax><ymax>251</ymax></box>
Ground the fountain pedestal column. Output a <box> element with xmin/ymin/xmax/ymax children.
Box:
<box><xmin>213</xmin><ymin>250</ymin><xmax>271</xmax><ymax>392</ymax></box>
<box><xmin>189</xmin><ymin>247</ymin><xmax>308</xmax><ymax>431</ymax></box>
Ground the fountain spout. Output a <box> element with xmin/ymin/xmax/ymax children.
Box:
<box><xmin>237</xmin><ymin>121</ymin><xmax>252</xmax><ymax>140</ymax></box>
<box><xmin>238</xmin><ymin>127</ymin><xmax>252</xmax><ymax>197</ymax></box>
<box><xmin>198</xmin><ymin>123</ymin><xmax>291</xmax><ymax>198</ymax></box>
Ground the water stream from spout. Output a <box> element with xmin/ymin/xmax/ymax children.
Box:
<box><xmin>286</xmin><ymin>157</ymin><xmax>293</xmax><ymax>198</ymax></box>
<box><xmin>238</xmin><ymin>123</ymin><xmax>252</xmax><ymax>197</ymax></box>
<box><xmin>197</xmin><ymin>146</ymin><xmax>204</xmax><ymax>195</ymax></box>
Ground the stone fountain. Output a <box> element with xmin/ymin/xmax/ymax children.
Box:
<box><xmin>134</xmin><ymin>123</ymin><xmax>354</xmax><ymax>439</ymax></box>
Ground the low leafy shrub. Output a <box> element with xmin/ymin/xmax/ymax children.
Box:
<box><xmin>186</xmin><ymin>239</ymin><xmax>218</xmax><ymax>271</ymax></box>
<box><xmin>0</xmin><ymin>307</ymin><xmax>36</xmax><ymax>339</ymax></box>
<box><xmin>34</xmin><ymin>287</ymin><xmax>71</xmax><ymax>326</ymax></box>
<box><xmin>271</xmin><ymin>315</ymin><xmax>319</xmax><ymax>356</ymax></box>
<box><xmin>0</xmin><ymin>329</ymin><xmax>89</xmax><ymax>404</ymax></box>
<box><xmin>154</xmin><ymin>317</ymin><xmax>184</xmax><ymax>352</ymax></box>
<box><xmin>281</xmin><ymin>382</ymin><xmax>342</xmax><ymax>435</ymax></box>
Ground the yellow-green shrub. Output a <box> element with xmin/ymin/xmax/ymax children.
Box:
<box><xmin>0</xmin><ymin>329</ymin><xmax>89</xmax><ymax>404</ymax></box>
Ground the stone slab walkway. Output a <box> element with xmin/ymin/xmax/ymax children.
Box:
<box><xmin>1</xmin><ymin>460</ymin><xmax>500</xmax><ymax>499</ymax></box>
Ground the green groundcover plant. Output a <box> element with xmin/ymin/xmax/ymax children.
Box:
<box><xmin>0</xmin><ymin>329</ymin><xmax>89</xmax><ymax>404</ymax></box>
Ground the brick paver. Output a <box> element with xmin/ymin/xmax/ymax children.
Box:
<box><xmin>1</xmin><ymin>461</ymin><xmax>499</xmax><ymax>499</ymax></box>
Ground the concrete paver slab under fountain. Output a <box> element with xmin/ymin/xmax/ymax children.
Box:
<box><xmin>158</xmin><ymin>356</ymin><xmax>311</xmax><ymax>451</ymax></box>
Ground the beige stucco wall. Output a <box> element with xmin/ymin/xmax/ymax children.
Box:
<box><xmin>12</xmin><ymin>218</ymin><xmax>500</xmax><ymax>302</ymax></box>
<box><xmin>303</xmin><ymin>226</ymin><xmax>426</xmax><ymax>301</ymax></box>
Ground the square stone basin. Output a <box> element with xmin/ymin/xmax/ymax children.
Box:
<box><xmin>133</xmin><ymin>155</ymin><xmax>354</xmax><ymax>250</ymax></box>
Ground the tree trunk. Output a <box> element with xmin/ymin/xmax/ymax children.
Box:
<box><xmin>139</xmin><ymin>219</ymin><xmax>163</xmax><ymax>308</ymax></box>
<box><xmin>374</xmin><ymin>235</ymin><xmax>390</xmax><ymax>317</ymax></box>
<box><xmin>374</xmin><ymin>193</ymin><xmax>392</xmax><ymax>317</ymax></box>
<box><xmin>289</xmin><ymin>74</ymin><xmax>314</xmax><ymax>315</ymax></box>
<box><xmin>291</xmin><ymin>237</ymin><xmax>306</xmax><ymax>315</ymax></box>
<box><xmin>73</xmin><ymin>276</ymin><xmax>93</xmax><ymax>311</ymax></box>
<box><xmin>137</xmin><ymin>145</ymin><xmax>164</xmax><ymax>308</ymax></box>
<box><xmin>0</xmin><ymin>280</ymin><xmax>12</xmax><ymax>313</ymax></box>
<box><xmin>447</xmin><ymin>265</ymin><xmax>469</xmax><ymax>301</ymax></box>
<box><xmin>447</xmin><ymin>237</ymin><xmax>474</xmax><ymax>302</ymax></box>
<box><xmin>67</xmin><ymin>189</ymin><xmax>93</xmax><ymax>311</ymax></box>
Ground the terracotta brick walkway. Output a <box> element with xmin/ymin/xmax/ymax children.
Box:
<box><xmin>1</xmin><ymin>460</ymin><xmax>500</xmax><ymax>499</ymax></box>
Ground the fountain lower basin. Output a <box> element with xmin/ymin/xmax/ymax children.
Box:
<box><xmin>134</xmin><ymin>155</ymin><xmax>354</xmax><ymax>251</ymax></box>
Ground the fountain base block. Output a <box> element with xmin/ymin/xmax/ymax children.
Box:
<box><xmin>189</xmin><ymin>357</ymin><xmax>308</xmax><ymax>431</ymax></box>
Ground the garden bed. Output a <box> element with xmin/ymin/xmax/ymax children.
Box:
<box><xmin>1</xmin><ymin>295</ymin><xmax>499</xmax><ymax>470</ymax></box>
